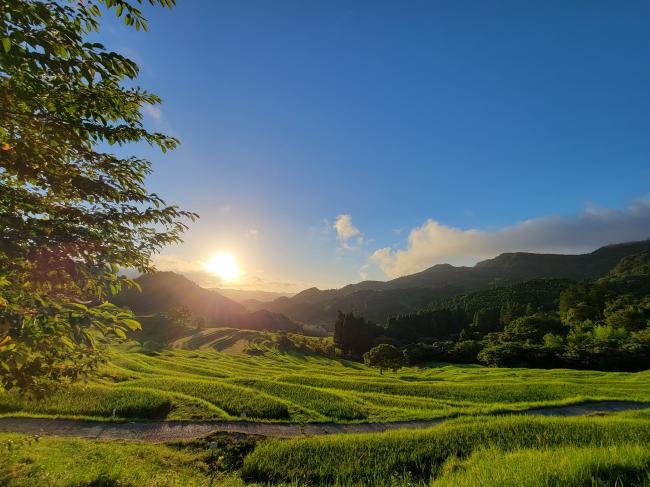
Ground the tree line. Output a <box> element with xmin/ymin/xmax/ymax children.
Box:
<box><xmin>334</xmin><ymin>254</ymin><xmax>650</xmax><ymax>371</ymax></box>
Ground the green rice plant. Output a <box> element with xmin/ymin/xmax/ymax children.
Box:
<box><xmin>432</xmin><ymin>444</ymin><xmax>650</xmax><ymax>487</ymax></box>
<box><xmin>231</xmin><ymin>378</ymin><xmax>369</xmax><ymax>421</ymax></box>
<box><xmin>120</xmin><ymin>378</ymin><xmax>290</xmax><ymax>420</ymax></box>
<box><xmin>0</xmin><ymin>433</ymin><xmax>238</xmax><ymax>487</ymax></box>
<box><xmin>6</xmin><ymin>341</ymin><xmax>648</xmax><ymax>424</ymax></box>
<box><xmin>241</xmin><ymin>415</ymin><xmax>650</xmax><ymax>485</ymax></box>
<box><xmin>0</xmin><ymin>385</ymin><xmax>174</xmax><ymax>419</ymax></box>
<box><xmin>278</xmin><ymin>374</ymin><xmax>641</xmax><ymax>403</ymax></box>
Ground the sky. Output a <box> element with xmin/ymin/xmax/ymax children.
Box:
<box><xmin>101</xmin><ymin>1</ymin><xmax>650</xmax><ymax>292</ymax></box>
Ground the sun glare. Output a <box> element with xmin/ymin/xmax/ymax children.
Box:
<box><xmin>203</xmin><ymin>253</ymin><xmax>241</xmax><ymax>282</ymax></box>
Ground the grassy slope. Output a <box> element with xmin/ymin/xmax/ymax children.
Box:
<box><xmin>432</xmin><ymin>445</ymin><xmax>650</xmax><ymax>487</ymax></box>
<box><xmin>0</xmin><ymin>433</ymin><xmax>233</xmax><ymax>487</ymax></box>
<box><xmin>1</xmin><ymin>333</ymin><xmax>649</xmax><ymax>423</ymax></box>
<box><xmin>242</xmin><ymin>415</ymin><xmax>650</xmax><ymax>485</ymax></box>
<box><xmin>0</xmin><ymin>333</ymin><xmax>649</xmax><ymax>486</ymax></box>
<box><xmin>2</xmin><ymin>415</ymin><xmax>648</xmax><ymax>487</ymax></box>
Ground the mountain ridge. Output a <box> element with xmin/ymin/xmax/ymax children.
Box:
<box><xmin>251</xmin><ymin>240</ymin><xmax>650</xmax><ymax>326</ymax></box>
<box><xmin>112</xmin><ymin>272</ymin><xmax>300</xmax><ymax>332</ymax></box>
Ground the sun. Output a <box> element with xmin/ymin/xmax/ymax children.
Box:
<box><xmin>203</xmin><ymin>253</ymin><xmax>241</xmax><ymax>282</ymax></box>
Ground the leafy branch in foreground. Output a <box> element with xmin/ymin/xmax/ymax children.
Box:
<box><xmin>0</xmin><ymin>0</ymin><xmax>196</xmax><ymax>394</ymax></box>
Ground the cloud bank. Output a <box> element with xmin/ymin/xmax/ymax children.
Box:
<box><xmin>333</xmin><ymin>214</ymin><xmax>363</xmax><ymax>249</ymax></box>
<box><xmin>372</xmin><ymin>197</ymin><xmax>650</xmax><ymax>278</ymax></box>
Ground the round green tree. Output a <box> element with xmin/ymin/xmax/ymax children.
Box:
<box><xmin>0</xmin><ymin>0</ymin><xmax>196</xmax><ymax>394</ymax></box>
<box><xmin>363</xmin><ymin>344</ymin><xmax>406</xmax><ymax>374</ymax></box>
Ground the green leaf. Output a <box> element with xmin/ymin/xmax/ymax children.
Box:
<box><xmin>60</xmin><ymin>336</ymin><xmax>76</xmax><ymax>350</ymax></box>
<box><xmin>113</xmin><ymin>327</ymin><xmax>127</xmax><ymax>339</ymax></box>
<box><xmin>1</xmin><ymin>38</ymin><xmax>10</xmax><ymax>53</ymax></box>
<box><xmin>122</xmin><ymin>318</ymin><xmax>141</xmax><ymax>331</ymax></box>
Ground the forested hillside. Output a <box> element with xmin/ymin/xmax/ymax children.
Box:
<box><xmin>113</xmin><ymin>272</ymin><xmax>300</xmax><ymax>339</ymax></box>
<box><xmin>255</xmin><ymin>241</ymin><xmax>650</xmax><ymax>326</ymax></box>
<box><xmin>334</xmin><ymin>252</ymin><xmax>650</xmax><ymax>371</ymax></box>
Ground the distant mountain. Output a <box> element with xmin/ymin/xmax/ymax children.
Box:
<box><xmin>211</xmin><ymin>288</ymin><xmax>294</xmax><ymax>305</ymax></box>
<box><xmin>113</xmin><ymin>272</ymin><xmax>300</xmax><ymax>332</ymax></box>
<box><xmin>252</xmin><ymin>240</ymin><xmax>650</xmax><ymax>327</ymax></box>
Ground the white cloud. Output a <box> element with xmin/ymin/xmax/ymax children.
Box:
<box><xmin>142</xmin><ymin>103</ymin><xmax>162</xmax><ymax>122</ymax></box>
<box><xmin>359</xmin><ymin>264</ymin><xmax>370</xmax><ymax>280</ymax></box>
<box><xmin>372</xmin><ymin>196</ymin><xmax>650</xmax><ymax>278</ymax></box>
<box><xmin>333</xmin><ymin>214</ymin><xmax>364</xmax><ymax>249</ymax></box>
<box><xmin>246</xmin><ymin>228</ymin><xmax>259</xmax><ymax>240</ymax></box>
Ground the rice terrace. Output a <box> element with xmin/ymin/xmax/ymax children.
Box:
<box><xmin>1</xmin><ymin>332</ymin><xmax>650</xmax><ymax>485</ymax></box>
<box><xmin>2</xmin><ymin>0</ymin><xmax>650</xmax><ymax>486</ymax></box>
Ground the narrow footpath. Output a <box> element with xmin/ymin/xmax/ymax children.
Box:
<box><xmin>0</xmin><ymin>401</ymin><xmax>646</xmax><ymax>442</ymax></box>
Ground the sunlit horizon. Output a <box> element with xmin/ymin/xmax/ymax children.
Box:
<box><xmin>108</xmin><ymin>1</ymin><xmax>650</xmax><ymax>294</ymax></box>
<box><xmin>203</xmin><ymin>253</ymin><xmax>241</xmax><ymax>282</ymax></box>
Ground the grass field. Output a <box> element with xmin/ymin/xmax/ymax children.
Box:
<box><xmin>0</xmin><ymin>433</ymin><xmax>221</xmax><ymax>487</ymax></box>
<box><xmin>1</xmin><ymin>328</ymin><xmax>649</xmax><ymax>423</ymax></box>
<box><xmin>1</xmin><ymin>328</ymin><xmax>650</xmax><ymax>485</ymax></box>
<box><xmin>2</xmin><ymin>415</ymin><xmax>649</xmax><ymax>486</ymax></box>
<box><xmin>241</xmin><ymin>415</ymin><xmax>650</xmax><ymax>484</ymax></box>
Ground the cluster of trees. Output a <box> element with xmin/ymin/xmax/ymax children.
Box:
<box><xmin>334</xmin><ymin>258</ymin><xmax>650</xmax><ymax>371</ymax></box>
<box><xmin>1</xmin><ymin>0</ymin><xmax>192</xmax><ymax>394</ymax></box>
<box><xmin>271</xmin><ymin>332</ymin><xmax>338</xmax><ymax>357</ymax></box>
<box><xmin>333</xmin><ymin>312</ymin><xmax>385</xmax><ymax>358</ymax></box>
<box><xmin>136</xmin><ymin>307</ymin><xmax>205</xmax><ymax>343</ymax></box>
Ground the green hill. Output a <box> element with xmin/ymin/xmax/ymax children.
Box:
<box><xmin>254</xmin><ymin>240</ymin><xmax>650</xmax><ymax>326</ymax></box>
<box><xmin>113</xmin><ymin>272</ymin><xmax>300</xmax><ymax>335</ymax></box>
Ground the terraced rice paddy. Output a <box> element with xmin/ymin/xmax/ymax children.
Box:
<box><xmin>1</xmin><ymin>330</ymin><xmax>649</xmax><ymax>486</ymax></box>
<box><xmin>1</xmin><ymin>329</ymin><xmax>649</xmax><ymax>424</ymax></box>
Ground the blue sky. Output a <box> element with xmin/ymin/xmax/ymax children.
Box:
<box><xmin>102</xmin><ymin>1</ymin><xmax>650</xmax><ymax>291</ymax></box>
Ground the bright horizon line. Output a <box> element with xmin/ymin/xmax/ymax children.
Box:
<box><xmin>153</xmin><ymin>235</ymin><xmax>650</xmax><ymax>295</ymax></box>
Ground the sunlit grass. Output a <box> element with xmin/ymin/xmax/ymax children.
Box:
<box><xmin>0</xmin><ymin>433</ymin><xmax>232</xmax><ymax>487</ymax></box>
<box><xmin>2</xmin><ymin>332</ymin><xmax>649</xmax><ymax>423</ymax></box>
<box><xmin>432</xmin><ymin>444</ymin><xmax>650</xmax><ymax>487</ymax></box>
<box><xmin>241</xmin><ymin>415</ymin><xmax>650</xmax><ymax>485</ymax></box>
<box><xmin>1</xmin><ymin>333</ymin><xmax>649</xmax><ymax>486</ymax></box>
<box><xmin>119</xmin><ymin>378</ymin><xmax>291</xmax><ymax>420</ymax></box>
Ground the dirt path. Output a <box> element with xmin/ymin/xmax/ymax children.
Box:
<box><xmin>0</xmin><ymin>401</ymin><xmax>646</xmax><ymax>442</ymax></box>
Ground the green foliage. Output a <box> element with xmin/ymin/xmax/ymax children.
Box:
<box><xmin>433</xmin><ymin>279</ymin><xmax>573</xmax><ymax>318</ymax></box>
<box><xmin>608</xmin><ymin>251</ymin><xmax>650</xmax><ymax>278</ymax></box>
<box><xmin>0</xmin><ymin>0</ymin><xmax>196</xmax><ymax>392</ymax></box>
<box><xmin>472</xmin><ymin>307</ymin><xmax>501</xmax><ymax>332</ymax></box>
<box><xmin>373</xmin><ymin>252</ymin><xmax>650</xmax><ymax>371</ymax></box>
<box><xmin>605</xmin><ymin>306</ymin><xmax>646</xmax><ymax>331</ymax></box>
<box><xmin>363</xmin><ymin>344</ymin><xmax>407</xmax><ymax>374</ymax></box>
<box><xmin>334</xmin><ymin>311</ymin><xmax>383</xmax><ymax>357</ymax></box>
